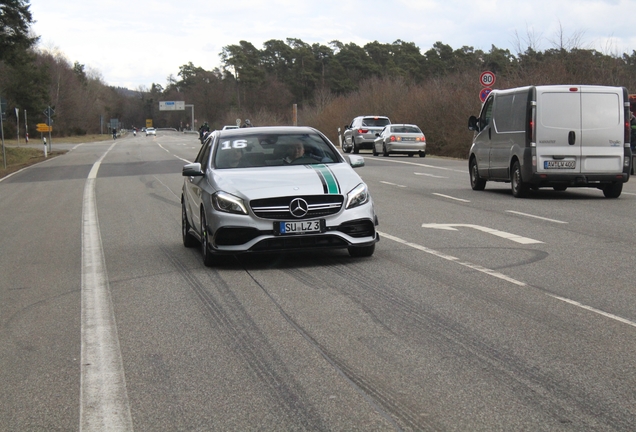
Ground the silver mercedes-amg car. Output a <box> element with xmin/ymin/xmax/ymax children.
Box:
<box><xmin>181</xmin><ymin>126</ymin><xmax>379</xmax><ymax>266</ymax></box>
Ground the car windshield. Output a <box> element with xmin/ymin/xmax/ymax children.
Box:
<box><xmin>213</xmin><ymin>131</ymin><xmax>340</xmax><ymax>169</ymax></box>
<box><xmin>362</xmin><ymin>117</ymin><xmax>390</xmax><ymax>127</ymax></box>
<box><xmin>391</xmin><ymin>126</ymin><xmax>421</xmax><ymax>133</ymax></box>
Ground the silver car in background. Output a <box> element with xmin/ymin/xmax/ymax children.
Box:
<box><xmin>342</xmin><ymin>115</ymin><xmax>391</xmax><ymax>153</ymax></box>
<box><xmin>182</xmin><ymin>126</ymin><xmax>379</xmax><ymax>266</ymax></box>
<box><xmin>372</xmin><ymin>124</ymin><xmax>426</xmax><ymax>157</ymax></box>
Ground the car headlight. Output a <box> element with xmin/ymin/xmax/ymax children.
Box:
<box><xmin>346</xmin><ymin>183</ymin><xmax>369</xmax><ymax>209</ymax></box>
<box><xmin>212</xmin><ymin>191</ymin><xmax>248</xmax><ymax>215</ymax></box>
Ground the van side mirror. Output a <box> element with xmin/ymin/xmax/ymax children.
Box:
<box><xmin>468</xmin><ymin>115</ymin><xmax>479</xmax><ymax>132</ymax></box>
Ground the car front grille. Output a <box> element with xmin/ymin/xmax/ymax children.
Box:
<box><xmin>250</xmin><ymin>235</ymin><xmax>348</xmax><ymax>251</ymax></box>
<box><xmin>250</xmin><ymin>195</ymin><xmax>344</xmax><ymax>220</ymax></box>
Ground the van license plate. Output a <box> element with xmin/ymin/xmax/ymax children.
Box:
<box><xmin>545</xmin><ymin>160</ymin><xmax>575</xmax><ymax>169</ymax></box>
<box><xmin>277</xmin><ymin>219</ymin><xmax>323</xmax><ymax>235</ymax></box>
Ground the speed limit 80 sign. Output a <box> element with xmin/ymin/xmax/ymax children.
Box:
<box><xmin>479</xmin><ymin>71</ymin><xmax>496</xmax><ymax>87</ymax></box>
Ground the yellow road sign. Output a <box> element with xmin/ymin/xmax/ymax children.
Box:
<box><xmin>36</xmin><ymin>125</ymin><xmax>52</xmax><ymax>132</ymax></box>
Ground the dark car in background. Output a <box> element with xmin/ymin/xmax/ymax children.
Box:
<box><xmin>342</xmin><ymin>116</ymin><xmax>391</xmax><ymax>153</ymax></box>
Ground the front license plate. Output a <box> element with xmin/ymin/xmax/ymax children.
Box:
<box><xmin>544</xmin><ymin>160</ymin><xmax>575</xmax><ymax>169</ymax></box>
<box><xmin>276</xmin><ymin>219</ymin><xmax>323</xmax><ymax>235</ymax></box>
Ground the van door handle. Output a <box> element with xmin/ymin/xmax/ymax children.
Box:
<box><xmin>568</xmin><ymin>131</ymin><xmax>576</xmax><ymax>145</ymax></box>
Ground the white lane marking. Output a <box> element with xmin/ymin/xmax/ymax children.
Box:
<box><xmin>506</xmin><ymin>210</ymin><xmax>568</xmax><ymax>224</ymax></box>
<box><xmin>548</xmin><ymin>295</ymin><xmax>636</xmax><ymax>328</ymax></box>
<box><xmin>432</xmin><ymin>193</ymin><xmax>470</xmax><ymax>203</ymax></box>
<box><xmin>380</xmin><ymin>180</ymin><xmax>407</xmax><ymax>188</ymax></box>
<box><xmin>421</xmin><ymin>223</ymin><xmax>543</xmax><ymax>244</ymax></box>
<box><xmin>380</xmin><ymin>231</ymin><xmax>636</xmax><ymax>328</ymax></box>
<box><xmin>81</xmin><ymin>142</ymin><xmax>133</xmax><ymax>431</ymax></box>
<box><xmin>365</xmin><ymin>156</ymin><xmax>465</xmax><ymax>173</ymax></box>
<box><xmin>622</xmin><ymin>192</ymin><xmax>636</xmax><ymax>196</ymax></box>
<box><xmin>153</xmin><ymin>175</ymin><xmax>180</xmax><ymax>201</ymax></box>
<box><xmin>157</xmin><ymin>142</ymin><xmax>191</xmax><ymax>163</ymax></box>
<box><xmin>378</xmin><ymin>231</ymin><xmax>526</xmax><ymax>286</ymax></box>
<box><xmin>414</xmin><ymin>172</ymin><xmax>447</xmax><ymax>178</ymax></box>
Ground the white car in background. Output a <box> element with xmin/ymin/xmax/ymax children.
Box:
<box><xmin>181</xmin><ymin>126</ymin><xmax>379</xmax><ymax>266</ymax></box>
<box><xmin>372</xmin><ymin>124</ymin><xmax>426</xmax><ymax>157</ymax></box>
<box><xmin>146</xmin><ymin>127</ymin><xmax>156</xmax><ymax>136</ymax></box>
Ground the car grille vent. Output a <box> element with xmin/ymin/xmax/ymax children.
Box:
<box><xmin>250</xmin><ymin>195</ymin><xmax>344</xmax><ymax>220</ymax></box>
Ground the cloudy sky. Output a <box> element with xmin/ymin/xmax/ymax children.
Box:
<box><xmin>30</xmin><ymin>0</ymin><xmax>635</xmax><ymax>90</ymax></box>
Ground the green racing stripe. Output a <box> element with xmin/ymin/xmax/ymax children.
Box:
<box><xmin>311</xmin><ymin>164</ymin><xmax>340</xmax><ymax>194</ymax></box>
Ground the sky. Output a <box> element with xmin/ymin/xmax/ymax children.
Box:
<box><xmin>29</xmin><ymin>0</ymin><xmax>636</xmax><ymax>90</ymax></box>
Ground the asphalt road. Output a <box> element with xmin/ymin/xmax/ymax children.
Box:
<box><xmin>1</xmin><ymin>131</ymin><xmax>635</xmax><ymax>431</ymax></box>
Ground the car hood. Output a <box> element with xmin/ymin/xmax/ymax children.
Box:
<box><xmin>210</xmin><ymin>163</ymin><xmax>363</xmax><ymax>200</ymax></box>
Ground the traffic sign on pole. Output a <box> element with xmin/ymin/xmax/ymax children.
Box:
<box><xmin>479</xmin><ymin>88</ymin><xmax>492</xmax><ymax>103</ymax></box>
<box><xmin>479</xmin><ymin>71</ymin><xmax>496</xmax><ymax>87</ymax></box>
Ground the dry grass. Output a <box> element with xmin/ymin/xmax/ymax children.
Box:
<box><xmin>0</xmin><ymin>134</ymin><xmax>113</xmax><ymax>179</ymax></box>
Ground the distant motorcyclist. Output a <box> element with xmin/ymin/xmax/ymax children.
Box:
<box><xmin>112</xmin><ymin>128</ymin><xmax>117</xmax><ymax>140</ymax></box>
<box><xmin>241</xmin><ymin>119</ymin><xmax>253</xmax><ymax>128</ymax></box>
<box><xmin>199</xmin><ymin>122</ymin><xmax>210</xmax><ymax>143</ymax></box>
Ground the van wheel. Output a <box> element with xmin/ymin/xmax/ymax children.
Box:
<box><xmin>469</xmin><ymin>158</ymin><xmax>486</xmax><ymax>191</ymax></box>
<box><xmin>511</xmin><ymin>161</ymin><xmax>528</xmax><ymax>198</ymax></box>
<box><xmin>602</xmin><ymin>182</ymin><xmax>622</xmax><ymax>198</ymax></box>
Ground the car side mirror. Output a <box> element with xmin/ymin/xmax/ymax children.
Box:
<box><xmin>182</xmin><ymin>162</ymin><xmax>204</xmax><ymax>176</ymax></box>
<box><xmin>348</xmin><ymin>155</ymin><xmax>365</xmax><ymax>168</ymax></box>
<box><xmin>375</xmin><ymin>133</ymin><xmax>380</xmax><ymax>137</ymax></box>
<box><xmin>468</xmin><ymin>115</ymin><xmax>479</xmax><ymax>132</ymax></box>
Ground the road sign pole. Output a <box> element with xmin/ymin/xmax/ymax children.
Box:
<box><xmin>47</xmin><ymin>106</ymin><xmax>52</xmax><ymax>152</ymax></box>
<box><xmin>1</xmin><ymin>111</ymin><xmax>5</xmax><ymax>169</ymax></box>
<box><xmin>15</xmin><ymin>107</ymin><xmax>19</xmax><ymax>145</ymax></box>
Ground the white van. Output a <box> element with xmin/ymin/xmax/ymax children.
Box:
<box><xmin>468</xmin><ymin>85</ymin><xmax>632</xmax><ymax>198</ymax></box>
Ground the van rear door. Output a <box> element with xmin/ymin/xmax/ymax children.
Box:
<box><xmin>579</xmin><ymin>87</ymin><xmax>623</xmax><ymax>174</ymax></box>
<box><xmin>536</xmin><ymin>87</ymin><xmax>583</xmax><ymax>174</ymax></box>
<box><xmin>536</xmin><ymin>86</ymin><xmax>623</xmax><ymax>175</ymax></box>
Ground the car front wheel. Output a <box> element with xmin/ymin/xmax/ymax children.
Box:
<box><xmin>352</xmin><ymin>138</ymin><xmax>359</xmax><ymax>154</ymax></box>
<box><xmin>182</xmin><ymin>200</ymin><xmax>198</xmax><ymax>248</ymax></box>
<box><xmin>200</xmin><ymin>211</ymin><xmax>214</xmax><ymax>266</ymax></box>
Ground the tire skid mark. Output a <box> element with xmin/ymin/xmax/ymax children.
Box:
<box><xmin>272</xmin><ymin>267</ymin><xmax>441</xmax><ymax>431</ymax></box>
<box><xmin>161</xmin><ymin>247</ymin><xmax>325</xmax><ymax>431</ymax></box>
<box><xmin>323</xmin><ymin>261</ymin><xmax>634</xmax><ymax>430</ymax></box>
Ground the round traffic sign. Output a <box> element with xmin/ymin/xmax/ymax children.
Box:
<box><xmin>479</xmin><ymin>71</ymin><xmax>496</xmax><ymax>87</ymax></box>
<box><xmin>479</xmin><ymin>87</ymin><xmax>492</xmax><ymax>102</ymax></box>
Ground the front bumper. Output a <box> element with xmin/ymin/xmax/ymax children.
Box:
<box><xmin>204</xmin><ymin>203</ymin><xmax>378</xmax><ymax>255</ymax></box>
